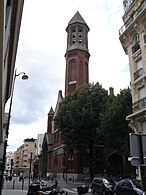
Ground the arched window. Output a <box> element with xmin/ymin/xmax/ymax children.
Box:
<box><xmin>69</xmin><ymin>60</ymin><xmax>76</xmax><ymax>82</ymax></box>
<box><xmin>78</xmin><ymin>28</ymin><xmax>83</xmax><ymax>45</ymax></box>
<box><xmin>72</xmin><ymin>28</ymin><xmax>76</xmax><ymax>45</ymax></box>
<box><xmin>79</xmin><ymin>61</ymin><xmax>83</xmax><ymax>84</ymax></box>
<box><xmin>132</xmin><ymin>33</ymin><xmax>140</xmax><ymax>54</ymax></box>
<box><xmin>85</xmin><ymin>62</ymin><xmax>88</xmax><ymax>83</ymax></box>
<box><xmin>134</xmin><ymin>34</ymin><xmax>139</xmax><ymax>44</ymax></box>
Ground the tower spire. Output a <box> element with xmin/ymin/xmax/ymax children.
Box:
<box><xmin>65</xmin><ymin>11</ymin><xmax>90</xmax><ymax>96</ymax></box>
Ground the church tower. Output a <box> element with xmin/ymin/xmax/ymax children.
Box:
<box><xmin>65</xmin><ymin>11</ymin><xmax>90</xmax><ymax>96</ymax></box>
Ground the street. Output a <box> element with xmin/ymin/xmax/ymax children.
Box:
<box><xmin>2</xmin><ymin>177</ymin><xmax>91</xmax><ymax>195</ymax></box>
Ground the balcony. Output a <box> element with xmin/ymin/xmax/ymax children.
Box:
<box><xmin>119</xmin><ymin>0</ymin><xmax>146</xmax><ymax>36</ymax></box>
<box><xmin>133</xmin><ymin>96</ymin><xmax>146</xmax><ymax>112</ymax></box>
<box><xmin>134</xmin><ymin>67</ymin><xmax>143</xmax><ymax>80</ymax></box>
<box><xmin>124</xmin><ymin>0</ymin><xmax>136</xmax><ymax>11</ymax></box>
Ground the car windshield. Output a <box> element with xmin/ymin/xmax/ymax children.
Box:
<box><xmin>131</xmin><ymin>179</ymin><xmax>143</xmax><ymax>189</ymax></box>
<box><xmin>106</xmin><ymin>178</ymin><xmax>115</xmax><ymax>184</ymax></box>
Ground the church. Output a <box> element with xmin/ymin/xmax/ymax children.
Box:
<box><xmin>34</xmin><ymin>11</ymin><xmax>134</xmax><ymax>181</ymax></box>
<box><xmin>40</xmin><ymin>11</ymin><xmax>91</xmax><ymax>181</ymax></box>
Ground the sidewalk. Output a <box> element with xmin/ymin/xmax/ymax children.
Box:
<box><xmin>2</xmin><ymin>189</ymin><xmax>27</xmax><ymax>195</ymax></box>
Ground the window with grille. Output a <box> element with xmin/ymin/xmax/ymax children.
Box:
<box><xmin>134</xmin><ymin>59</ymin><xmax>143</xmax><ymax>80</ymax></box>
<box><xmin>132</xmin><ymin>34</ymin><xmax>140</xmax><ymax>54</ymax></box>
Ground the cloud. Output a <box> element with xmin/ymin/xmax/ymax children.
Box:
<box><xmin>7</xmin><ymin>0</ymin><xmax>130</xmax><ymax>151</ymax></box>
<box><xmin>11</xmin><ymin>43</ymin><xmax>64</xmax><ymax>125</ymax></box>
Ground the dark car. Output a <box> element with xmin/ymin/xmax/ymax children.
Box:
<box><xmin>113</xmin><ymin>178</ymin><xmax>144</xmax><ymax>195</ymax></box>
<box><xmin>91</xmin><ymin>177</ymin><xmax>116</xmax><ymax>195</ymax></box>
<box><xmin>105</xmin><ymin>177</ymin><xmax>117</xmax><ymax>191</ymax></box>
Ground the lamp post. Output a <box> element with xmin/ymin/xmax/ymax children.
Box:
<box><xmin>0</xmin><ymin>69</ymin><xmax>28</xmax><ymax>195</ymax></box>
<box><xmin>28</xmin><ymin>152</ymin><xmax>33</xmax><ymax>187</ymax></box>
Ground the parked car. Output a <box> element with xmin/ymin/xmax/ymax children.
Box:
<box><xmin>105</xmin><ymin>177</ymin><xmax>117</xmax><ymax>191</ymax></box>
<box><xmin>113</xmin><ymin>178</ymin><xmax>144</xmax><ymax>195</ymax></box>
<box><xmin>91</xmin><ymin>177</ymin><xmax>116</xmax><ymax>195</ymax></box>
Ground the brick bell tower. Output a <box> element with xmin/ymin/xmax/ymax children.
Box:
<box><xmin>65</xmin><ymin>11</ymin><xmax>90</xmax><ymax>97</ymax></box>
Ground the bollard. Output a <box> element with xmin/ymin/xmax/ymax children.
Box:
<box><xmin>12</xmin><ymin>180</ymin><xmax>15</xmax><ymax>190</ymax></box>
<box><xmin>22</xmin><ymin>179</ymin><xmax>24</xmax><ymax>190</ymax></box>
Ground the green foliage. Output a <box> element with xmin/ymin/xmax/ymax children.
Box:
<box><xmin>55</xmin><ymin>82</ymin><xmax>108</xmax><ymax>153</ymax></box>
<box><xmin>99</xmin><ymin>87</ymin><xmax>133</xmax><ymax>155</ymax></box>
<box><xmin>55</xmin><ymin>84</ymin><xmax>133</xmax><ymax>156</ymax></box>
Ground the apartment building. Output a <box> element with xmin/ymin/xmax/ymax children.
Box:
<box><xmin>13</xmin><ymin>138</ymin><xmax>36</xmax><ymax>177</ymax></box>
<box><xmin>120</xmin><ymin>0</ymin><xmax>146</xmax><ymax>132</ymax></box>
<box><xmin>0</xmin><ymin>0</ymin><xmax>24</xmax><ymax>143</ymax></box>
<box><xmin>119</xmin><ymin>0</ymin><xmax>146</xmax><ymax>182</ymax></box>
<box><xmin>5</xmin><ymin>151</ymin><xmax>14</xmax><ymax>173</ymax></box>
<box><xmin>0</xmin><ymin>1</ymin><xmax>25</xmax><ymax>192</ymax></box>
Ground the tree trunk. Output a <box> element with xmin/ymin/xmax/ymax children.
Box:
<box><xmin>89</xmin><ymin>139</ymin><xmax>94</xmax><ymax>182</ymax></box>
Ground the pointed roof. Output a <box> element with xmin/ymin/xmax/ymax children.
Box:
<box><xmin>67</xmin><ymin>11</ymin><xmax>89</xmax><ymax>30</ymax></box>
<box><xmin>48</xmin><ymin>106</ymin><xmax>54</xmax><ymax>115</ymax></box>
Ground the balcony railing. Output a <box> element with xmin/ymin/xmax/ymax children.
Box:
<box><xmin>133</xmin><ymin>96</ymin><xmax>146</xmax><ymax>112</ymax></box>
<box><xmin>119</xmin><ymin>0</ymin><xmax>146</xmax><ymax>36</ymax></box>
<box><xmin>134</xmin><ymin>67</ymin><xmax>143</xmax><ymax>80</ymax></box>
<box><xmin>124</xmin><ymin>0</ymin><xmax>136</xmax><ymax>11</ymax></box>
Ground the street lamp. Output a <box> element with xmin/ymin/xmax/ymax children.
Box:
<box><xmin>0</xmin><ymin>69</ymin><xmax>28</xmax><ymax>194</ymax></box>
<box><xmin>28</xmin><ymin>152</ymin><xmax>33</xmax><ymax>187</ymax></box>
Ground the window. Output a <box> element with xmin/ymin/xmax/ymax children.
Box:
<box><xmin>5</xmin><ymin>0</ymin><xmax>11</xmax><ymax>28</ymax></box>
<box><xmin>144</xmin><ymin>34</ymin><xmax>146</xmax><ymax>44</ymax></box>
<box><xmin>123</xmin><ymin>180</ymin><xmax>132</xmax><ymax>188</ymax></box>
<box><xmin>142</xmin><ymin>121</ymin><xmax>146</xmax><ymax>134</ymax></box>
<box><xmin>138</xmin><ymin>87</ymin><xmax>146</xmax><ymax>109</ymax></box>
<box><xmin>132</xmin><ymin>34</ymin><xmax>140</xmax><ymax>54</ymax></box>
<box><xmin>134</xmin><ymin>59</ymin><xmax>143</xmax><ymax>80</ymax></box>
<box><xmin>139</xmin><ymin>87</ymin><xmax>146</xmax><ymax>99</ymax></box>
<box><xmin>69</xmin><ymin>60</ymin><xmax>76</xmax><ymax>82</ymax></box>
<box><xmin>123</xmin><ymin>0</ymin><xmax>134</xmax><ymax>11</ymax></box>
<box><xmin>78</xmin><ymin>28</ymin><xmax>82</xmax><ymax>45</ymax></box>
<box><xmin>79</xmin><ymin>28</ymin><xmax>82</xmax><ymax>33</ymax></box>
<box><xmin>79</xmin><ymin>61</ymin><xmax>83</xmax><ymax>84</ymax></box>
<box><xmin>72</xmin><ymin>28</ymin><xmax>76</xmax><ymax>45</ymax></box>
<box><xmin>85</xmin><ymin>62</ymin><xmax>88</xmax><ymax>83</ymax></box>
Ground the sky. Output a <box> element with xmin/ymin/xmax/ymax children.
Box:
<box><xmin>6</xmin><ymin>0</ymin><xmax>130</xmax><ymax>151</ymax></box>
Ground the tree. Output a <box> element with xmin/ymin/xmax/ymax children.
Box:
<box><xmin>98</xmin><ymin>87</ymin><xmax>133</xmax><ymax>155</ymax></box>
<box><xmin>55</xmin><ymin>82</ymin><xmax>108</xmax><ymax>180</ymax></box>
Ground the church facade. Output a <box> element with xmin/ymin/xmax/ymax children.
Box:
<box><xmin>36</xmin><ymin>11</ymin><xmax>135</xmax><ymax>181</ymax></box>
<box><xmin>39</xmin><ymin>11</ymin><xmax>91</xmax><ymax>180</ymax></box>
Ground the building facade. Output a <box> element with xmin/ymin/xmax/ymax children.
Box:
<box><xmin>5</xmin><ymin>151</ymin><xmax>14</xmax><ymax>177</ymax></box>
<box><xmin>13</xmin><ymin>138</ymin><xmax>36</xmax><ymax>177</ymax></box>
<box><xmin>54</xmin><ymin>11</ymin><xmax>90</xmax><ymax>180</ymax></box>
<box><xmin>119</xmin><ymin>0</ymin><xmax>146</xmax><ymax>180</ymax></box>
<box><xmin>0</xmin><ymin>0</ymin><xmax>25</xmax><ymax>191</ymax></box>
<box><xmin>40</xmin><ymin>11</ymin><xmax>91</xmax><ymax>181</ymax></box>
<box><xmin>38</xmin><ymin>10</ymin><xmax>136</xmax><ymax>181</ymax></box>
<box><xmin>0</xmin><ymin>0</ymin><xmax>25</xmax><ymax>144</ymax></box>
